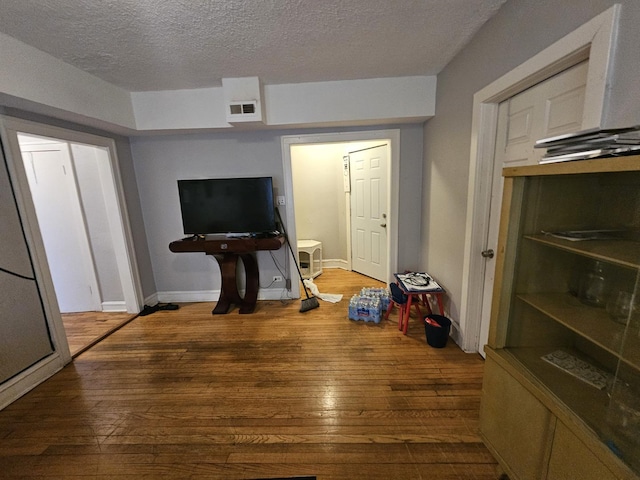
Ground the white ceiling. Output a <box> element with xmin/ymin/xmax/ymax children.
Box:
<box><xmin>1</xmin><ymin>0</ymin><xmax>507</xmax><ymax>92</ymax></box>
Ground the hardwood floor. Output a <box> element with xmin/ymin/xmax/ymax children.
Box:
<box><xmin>0</xmin><ymin>270</ymin><xmax>498</xmax><ymax>479</ymax></box>
<box><xmin>62</xmin><ymin>311</ymin><xmax>137</xmax><ymax>357</ymax></box>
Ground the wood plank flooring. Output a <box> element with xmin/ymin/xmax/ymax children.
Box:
<box><xmin>62</xmin><ymin>311</ymin><xmax>137</xmax><ymax>357</ymax></box>
<box><xmin>0</xmin><ymin>270</ymin><xmax>498</xmax><ymax>479</ymax></box>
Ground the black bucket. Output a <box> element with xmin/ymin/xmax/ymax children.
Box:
<box><xmin>424</xmin><ymin>314</ymin><xmax>451</xmax><ymax>348</ymax></box>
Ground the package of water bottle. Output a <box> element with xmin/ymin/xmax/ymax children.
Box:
<box><xmin>360</xmin><ymin>287</ymin><xmax>390</xmax><ymax>311</ymax></box>
<box><xmin>348</xmin><ymin>295</ymin><xmax>382</xmax><ymax>323</ymax></box>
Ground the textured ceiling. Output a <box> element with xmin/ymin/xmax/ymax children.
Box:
<box><xmin>1</xmin><ymin>0</ymin><xmax>507</xmax><ymax>92</ymax></box>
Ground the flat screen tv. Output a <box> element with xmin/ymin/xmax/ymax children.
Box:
<box><xmin>177</xmin><ymin>177</ymin><xmax>276</xmax><ymax>236</ymax></box>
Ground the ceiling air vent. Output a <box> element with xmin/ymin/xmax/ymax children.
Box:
<box><xmin>222</xmin><ymin>77</ymin><xmax>265</xmax><ymax>124</ymax></box>
<box><xmin>229</xmin><ymin>101</ymin><xmax>257</xmax><ymax>116</ymax></box>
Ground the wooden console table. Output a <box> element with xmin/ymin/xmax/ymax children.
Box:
<box><xmin>169</xmin><ymin>235</ymin><xmax>284</xmax><ymax>314</ymax></box>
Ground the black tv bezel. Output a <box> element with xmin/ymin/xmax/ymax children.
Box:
<box><xmin>177</xmin><ymin>176</ymin><xmax>277</xmax><ymax>236</ymax></box>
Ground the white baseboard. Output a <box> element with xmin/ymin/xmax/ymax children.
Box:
<box><xmin>156</xmin><ymin>290</ymin><xmax>217</xmax><ymax>303</ymax></box>
<box><xmin>102</xmin><ymin>301</ymin><xmax>127</xmax><ymax>312</ymax></box>
<box><xmin>0</xmin><ymin>353</ymin><xmax>66</xmax><ymax>411</ymax></box>
<box><xmin>449</xmin><ymin>321</ymin><xmax>463</xmax><ymax>350</ymax></box>
<box><xmin>143</xmin><ymin>292</ymin><xmax>159</xmax><ymax>307</ymax></box>
<box><xmin>322</xmin><ymin>259</ymin><xmax>349</xmax><ymax>269</ymax></box>
<box><xmin>156</xmin><ymin>287</ymin><xmax>296</xmax><ymax>303</ymax></box>
<box><xmin>154</xmin><ymin>262</ymin><xmax>351</xmax><ymax>305</ymax></box>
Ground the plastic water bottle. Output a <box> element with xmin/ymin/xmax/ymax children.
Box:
<box><xmin>356</xmin><ymin>297</ymin><xmax>371</xmax><ymax>321</ymax></box>
<box><xmin>349</xmin><ymin>295</ymin><xmax>359</xmax><ymax>320</ymax></box>
<box><xmin>369</xmin><ymin>297</ymin><xmax>381</xmax><ymax>323</ymax></box>
<box><xmin>349</xmin><ymin>295</ymin><xmax>382</xmax><ymax>323</ymax></box>
<box><xmin>360</xmin><ymin>287</ymin><xmax>390</xmax><ymax>311</ymax></box>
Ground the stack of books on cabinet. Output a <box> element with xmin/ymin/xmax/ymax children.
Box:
<box><xmin>535</xmin><ymin>125</ymin><xmax>640</xmax><ymax>163</ymax></box>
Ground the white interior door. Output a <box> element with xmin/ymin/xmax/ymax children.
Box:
<box><xmin>502</xmin><ymin>61</ymin><xmax>588</xmax><ymax>166</ymax></box>
<box><xmin>349</xmin><ymin>145</ymin><xmax>388</xmax><ymax>282</ymax></box>
<box><xmin>22</xmin><ymin>145</ymin><xmax>101</xmax><ymax>313</ymax></box>
<box><xmin>477</xmin><ymin>102</ymin><xmax>509</xmax><ymax>357</ymax></box>
<box><xmin>477</xmin><ymin>62</ymin><xmax>588</xmax><ymax>356</ymax></box>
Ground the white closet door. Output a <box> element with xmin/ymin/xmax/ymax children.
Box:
<box><xmin>22</xmin><ymin>146</ymin><xmax>100</xmax><ymax>312</ymax></box>
<box><xmin>504</xmin><ymin>61</ymin><xmax>588</xmax><ymax>166</ymax></box>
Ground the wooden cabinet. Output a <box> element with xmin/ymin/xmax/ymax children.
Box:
<box><xmin>480</xmin><ymin>156</ymin><xmax>640</xmax><ymax>479</ymax></box>
<box><xmin>480</xmin><ymin>356</ymin><xmax>555</xmax><ymax>479</ymax></box>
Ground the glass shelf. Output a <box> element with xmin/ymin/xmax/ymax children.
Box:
<box><xmin>525</xmin><ymin>234</ymin><xmax>640</xmax><ymax>270</ymax></box>
<box><xmin>517</xmin><ymin>293</ymin><xmax>626</xmax><ymax>358</ymax></box>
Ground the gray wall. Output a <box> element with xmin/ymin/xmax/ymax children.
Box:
<box><xmin>131</xmin><ymin>130</ymin><xmax>289</xmax><ymax>294</ymax></box>
<box><xmin>420</xmin><ymin>0</ymin><xmax>640</xmax><ymax>321</ymax></box>
<box><xmin>130</xmin><ymin>124</ymin><xmax>424</xmax><ymax>294</ymax></box>
<box><xmin>110</xmin><ymin>135</ymin><xmax>155</xmax><ymax>300</ymax></box>
<box><xmin>397</xmin><ymin>126</ymin><xmax>424</xmax><ymax>271</ymax></box>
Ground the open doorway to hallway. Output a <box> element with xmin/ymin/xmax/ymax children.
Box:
<box><xmin>282</xmin><ymin>129</ymin><xmax>401</xmax><ymax>296</ymax></box>
<box><xmin>0</xmin><ymin>115</ymin><xmax>143</xmax><ymax>358</ymax></box>
<box><xmin>17</xmin><ymin>132</ymin><xmax>139</xmax><ymax>355</ymax></box>
<box><xmin>291</xmin><ymin>141</ymin><xmax>389</xmax><ymax>282</ymax></box>
<box><xmin>17</xmin><ymin>133</ymin><xmax>139</xmax><ymax>356</ymax></box>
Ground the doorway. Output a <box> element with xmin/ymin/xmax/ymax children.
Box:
<box><xmin>291</xmin><ymin>140</ymin><xmax>388</xmax><ymax>282</ymax></box>
<box><xmin>0</xmin><ymin>116</ymin><xmax>143</xmax><ymax>356</ymax></box>
<box><xmin>283</xmin><ymin>130</ymin><xmax>399</xmax><ymax>297</ymax></box>
<box><xmin>460</xmin><ymin>6</ymin><xmax>618</xmax><ymax>354</ymax></box>
<box><xmin>475</xmin><ymin>62</ymin><xmax>588</xmax><ymax>357</ymax></box>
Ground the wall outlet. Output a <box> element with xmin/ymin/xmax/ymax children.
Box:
<box><xmin>276</xmin><ymin>196</ymin><xmax>285</xmax><ymax>206</ymax></box>
<box><xmin>272</xmin><ymin>275</ymin><xmax>283</xmax><ymax>283</ymax></box>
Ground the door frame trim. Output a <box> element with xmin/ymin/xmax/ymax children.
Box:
<box><xmin>460</xmin><ymin>5</ymin><xmax>620</xmax><ymax>353</ymax></box>
<box><xmin>281</xmin><ymin>129</ymin><xmax>400</xmax><ymax>297</ymax></box>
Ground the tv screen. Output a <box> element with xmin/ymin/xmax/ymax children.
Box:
<box><xmin>177</xmin><ymin>177</ymin><xmax>276</xmax><ymax>235</ymax></box>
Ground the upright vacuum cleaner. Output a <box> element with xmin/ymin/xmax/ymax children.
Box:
<box><xmin>276</xmin><ymin>208</ymin><xmax>319</xmax><ymax>313</ymax></box>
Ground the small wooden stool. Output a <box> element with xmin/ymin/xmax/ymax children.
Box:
<box><xmin>402</xmin><ymin>291</ymin><xmax>445</xmax><ymax>335</ymax></box>
<box><xmin>384</xmin><ymin>283</ymin><xmax>424</xmax><ymax>331</ymax></box>
<box><xmin>394</xmin><ymin>272</ymin><xmax>445</xmax><ymax>335</ymax></box>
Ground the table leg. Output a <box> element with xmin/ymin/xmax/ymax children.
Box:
<box><xmin>210</xmin><ymin>252</ymin><xmax>260</xmax><ymax>314</ymax></box>
<box><xmin>435</xmin><ymin>292</ymin><xmax>444</xmax><ymax>315</ymax></box>
<box><xmin>403</xmin><ymin>295</ymin><xmax>414</xmax><ymax>335</ymax></box>
<box><xmin>211</xmin><ymin>253</ymin><xmax>241</xmax><ymax>314</ymax></box>
<box><xmin>238</xmin><ymin>253</ymin><xmax>259</xmax><ymax>314</ymax></box>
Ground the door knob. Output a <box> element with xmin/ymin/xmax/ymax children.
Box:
<box><xmin>380</xmin><ymin>223</ymin><xmax>387</xmax><ymax>228</ymax></box>
<box><xmin>481</xmin><ymin>249</ymin><xmax>494</xmax><ymax>258</ymax></box>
